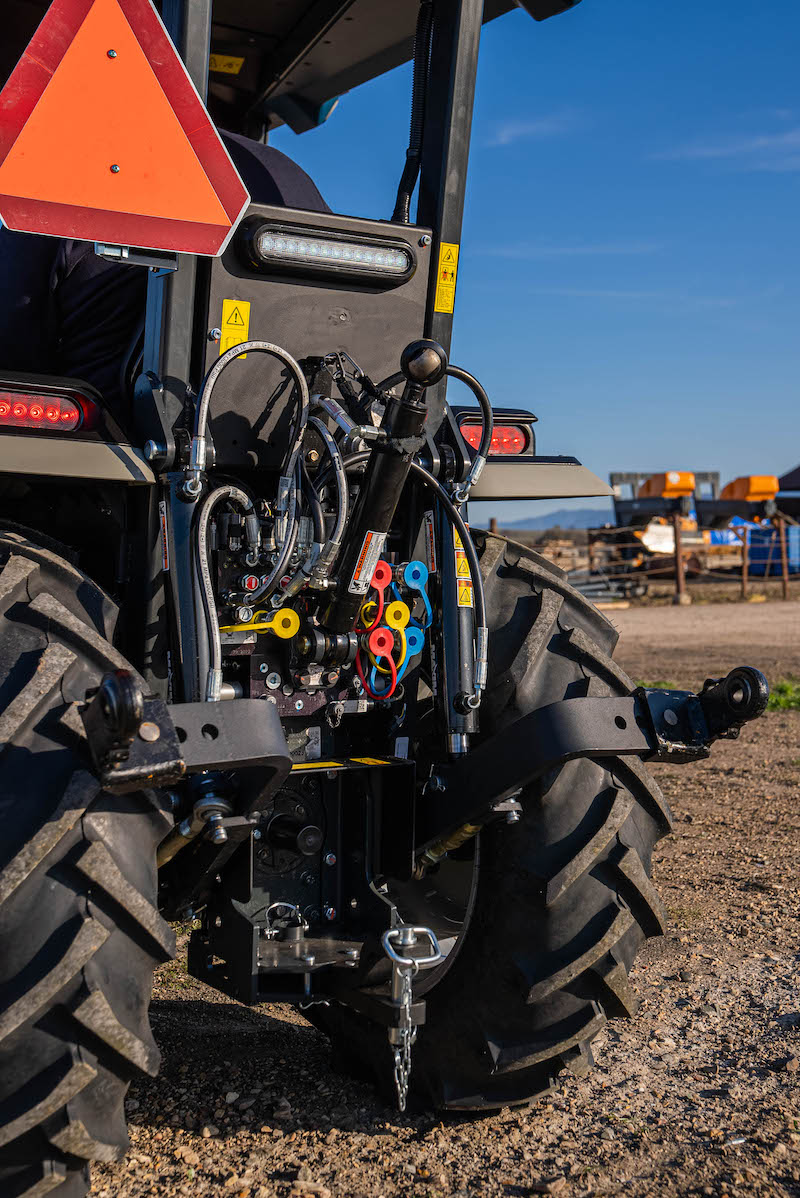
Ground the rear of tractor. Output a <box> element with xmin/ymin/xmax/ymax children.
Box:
<box><xmin>0</xmin><ymin>1</ymin><xmax>769</xmax><ymax>1195</ymax></box>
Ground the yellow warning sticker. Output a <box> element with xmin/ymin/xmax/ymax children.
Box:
<box><xmin>457</xmin><ymin>579</ymin><xmax>474</xmax><ymax>608</ymax></box>
<box><xmin>350</xmin><ymin>757</ymin><xmax>392</xmax><ymax>766</ymax></box>
<box><xmin>210</xmin><ymin>54</ymin><xmax>245</xmax><ymax>76</ymax></box>
<box><xmin>434</xmin><ymin>242</ymin><xmax>459</xmax><ymax>314</ymax></box>
<box><xmin>220</xmin><ymin>299</ymin><xmax>251</xmax><ymax>359</ymax></box>
<box><xmin>453</xmin><ymin>528</ymin><xmax>463</xmax><ymax>550</ymax></box>
<box><xmin>455</xmin><ymin>549</ymin><xmax>471</xmax><ymax>579</ymax></box>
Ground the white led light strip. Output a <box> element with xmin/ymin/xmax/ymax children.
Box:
<box><xmin>256</xmin><ymin>230</ymin><xmax>410</xmax><ymax>273</ymax></box>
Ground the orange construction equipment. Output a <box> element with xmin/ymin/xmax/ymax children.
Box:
<box><xmin>637</xmin><ymin>471</ymin><xmax>696</xmax><ymax>499</ymax></box>
<box><xmin>720</xmin><ymin>476</ymin><xmax>779</xmax><ymax>503</ymax></box>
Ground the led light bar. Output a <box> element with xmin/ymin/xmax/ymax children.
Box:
<box><xmin>0</xmin><ymin>389</ymin><xmax>96</xmax><ymax>433</ymax></box>
<box><xmin>242</xmin><ymin>220</ymin><xmax>415</xmax><ymax>287</ymax></box>
<box><xmin>461</xmin><ymin>422</ymin><xmax>531</xmax><ymax>456</ymax></box>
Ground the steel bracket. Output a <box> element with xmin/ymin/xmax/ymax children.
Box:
<box><xmin>415</xmin><ymin>666</ymin><xmax>769</xmax><ymax>850</ymax></box>
<box><xmin>81</xmin><ymin>670</ymin><xmax>291</xmax><ymax>804</ymax></box>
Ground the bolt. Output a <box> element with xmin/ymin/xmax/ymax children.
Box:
<box><xmin>305</xmin><ymin>448</ymin><xmax>320</xmax><ymax>464</ymax></box>
<box><xmin>342</xmin><ymin>948</ymin><xmax>358</xmax><ymax>960</ymax></box>
<box><xmin>234</xmin><ymin>605</ymin><xmax>253</xmax><ymax>623</ymax></box>
<box><xmin>300</xmin><ymin>871</ymin><xmax>316</xmax><ymax>887</ymax></box>
<box><xmin>324</xmin><ymin>853</ymin><xmax>337</xmax><ymax>867</ymax></box>
<box><xmin>208</xmin><ymin>327</ymin><xmax>221</xmax><ymax>342</ymax></box>
<box><xmin>353</xmin><ymin>677</ymin><xmax>364</xmax><ymax>696</ymax></box>
<box><xmin>506</xmin><ymin>810</ymin><xmax>521</xmax><ymax>825</ymax></box>
<box><xmin>143</xmin><ymin>439</ymin><xmax>165</xmax><ymax>462</ymax></box>
<box><xmin>282</xmin><ymin>684</ymin><xmax>294</xmax><ymax>697</ymax></box>
<box><xmin>253</xmin><ymin>828</ymin><xmax>262</xmax><ymax>840</ymax></box>
<box><xmin>206</xmin><ymin>814</ymin><xmax>228</xmax><ymax>845</ymax></box>
<box><xmin>295</xmin><ymin>804</ymin><xmax>306</xmax><ymax>816</ymax></box>
<box><xmin>349</xmin><ymin>898</ymin><xmax>358</xmax><ymax>910</ymax></box>
<box><xmin>266</xmin><ymin>672</ymin><xmax>282</xmax><ymax>690</ymax></box>
<box><xmin>107</xmin><ymin>49</ymin><xmax>117</xmax><ymax>58</ymax></box>
<box><xmin>259</xmin><ymin>662</ymin><xmax>269</xmax><ymax>674</ymax></box>
<box><xmin>294</xmin><ymin>698</ymin><xmax>304</xmax><ymax>711</ymax></box>
<box><xmin>325</xmin><ymin>670</ymin><xmax>340</xmax><ymax>685</ymax></box>
<box><xmin>324</xmin><ymin>905</ymin><xmax>336</xmax><ymax>922</ymax></box>
<box><xmin>138</xmin><ymin>721</ymin><xmax>161</xmax><ymax>743</ymax></box>
<box><xmin>303</xmin><ymin>954</ymin><xmax>316</xmax><ymax>967</ymax></box>
<box><xmin>419</xmin><ymin>234</ymin><xmax>432</xmax><ymax>247</ymax></box>
<box><xmin>110</xmin><ymin>164</ymin><xmax>120</xmax><ymax>174</ymax></box>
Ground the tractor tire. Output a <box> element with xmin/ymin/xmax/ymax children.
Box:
<box><xmin>0</xmin><ymin>528</ymin><xmax>174</xmax><ymax>1198</ymax></box>
<box><xmin>311</xmin><ymin>531</ymin><xmax>673</xmax><ymax>1111</ymax></box>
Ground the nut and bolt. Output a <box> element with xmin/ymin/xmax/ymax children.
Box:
<box><xmin>305</xmin><ymin>448</ymin><xmax>320</xmax><ymax>464</ymax></box>
<box><xmin>323</xmin><ymin>905</ymin><xmax>336</xmax><ymax>922</ymax></box>
<box><xmin>506</xmin><ymin>810</ymin><xmax>521</xmax><ymax>825</ymax></box>
<box><xmin>110</xmin><ymin>164</ymin><xmax>121</xmax><ymax>174</ymax></box>
<box><xmin>208</xmin><ymin>327</ymin><xmax>221</xmax><ymax>342</ymax></box>
<box><xmin>107</xmin><ymin>49</ymin><xmax>117</xmax><ymax>58</ymax></box>
<box><xmin>138</xmin><ymin>721</ymin><xmax>161</xmax><ymax>743</ymax></box>
<box><xmin>259</xmin><ymin>662</ymin><xmax>269</xmax><ymax>674</ymax></box>
<box><xmin>234</xmin><ymin>605</ymin><xmax>253</xmax><ymax>623</ymax></box>
<box><xmin>294</xmin><ymin>699</ymin><xmax>304</xmax><ymax>711</ymax></box>
<box><xmin>266</xmin><ymin>672</ymin><xmax>282</xmax><ymax>690</ymax></box>
<box><xmin>325</xmin><ymin>670</ymin><xmax>340</xmax><ymax>685</ymax></box>
<box><xmin>419</xmin><ymin>234</ymin><xmax>432</xmax><ymax>247</ymax></box>
<box><xmin>324</xmin><ymin>853</ymin><xmax>337</xmax><ymax>867</ymax></box>
<box><xmin>253</xmin><ymin>828</ymin><xmax>262</xmax><ymax>840</ymax></box>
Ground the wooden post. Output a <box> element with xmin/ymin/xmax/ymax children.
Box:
<box><xmin>489</xmin><ymin>517</ymin><xmax>498</xmax><ymax>534</ymax></box>
<box><xmin>672</xmin><ymin>511</ymin><xmax>690</xmax><ymax>604</ymax></box>
<box><xmin>778</xmin><ymin>515</ymin><xmax>790</xmax><ymax>600</ymax></box>
<box><xmin>740</xmin><ymin>526</ymin><xmax>749</xmax><ymax>600</ymax></box>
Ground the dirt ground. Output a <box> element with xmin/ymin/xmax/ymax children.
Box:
<box><xmin>94</xmin><ymin>602</ymin><xmax>800</xmax><ymax>1198</ymax></box>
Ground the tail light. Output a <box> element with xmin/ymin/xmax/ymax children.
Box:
<box><xmin>0</xmin><ymin>389</ymin><xmax>97</xmax><ymax>433</ymax></box>
<box><xmin>460</xmin><ymin>422</ymin><xmax>531</xmax><ymax>456</ymax></box>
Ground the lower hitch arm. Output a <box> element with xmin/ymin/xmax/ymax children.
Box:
<box><xmin>415</xmin><ymin>665</ymin><xmax>769</xmax><ymax>851</ymax></box>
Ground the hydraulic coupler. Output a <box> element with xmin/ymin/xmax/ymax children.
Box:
<box><xmin>322</xmin><ymin>340</ymin><xmax>447</xmax><ymax>633</ymax></box>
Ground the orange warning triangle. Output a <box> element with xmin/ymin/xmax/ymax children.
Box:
<box><xmin>0</xmin><ymin>0</ymin><xmax>249</xmax><ymax>255</ymax></box>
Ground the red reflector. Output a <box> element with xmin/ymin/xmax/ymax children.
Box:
<box><xmin>0</xmin><ymin>391</ymin><xmax>83</xmax><ymax>432</ymax></box>
<box><xmin>461</xmin><ymin>423</ymin><xmax>528</xmax><ymax>455</ymax></box>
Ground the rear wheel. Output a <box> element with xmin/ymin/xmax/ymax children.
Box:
<box><xmin>312</xmin><ymin>531</ymin><xmax>673</xmax><ymax>1110</ymax></box>
<box><xmin>0</xmin><ymin>529</ymin><xmax>174</xmax><ymax>1197</ymax></box>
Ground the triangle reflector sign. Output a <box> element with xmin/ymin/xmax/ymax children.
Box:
<box><xmin>0</xmin><ymin>0</ymin><xmax>250</xmax><ymax>255</ymax></box>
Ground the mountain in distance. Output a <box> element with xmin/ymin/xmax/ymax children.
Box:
<box><xmin>474</xmin><ymin>505</ymin><xmax>615</xmax><ymax>531</ymax></box>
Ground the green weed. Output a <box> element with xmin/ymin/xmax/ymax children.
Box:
<box><xmin>767</xmin><ymin>679</ymin><xmax>800</xmax><ymax>711</ymax></box>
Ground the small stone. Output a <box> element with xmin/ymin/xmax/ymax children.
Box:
<box><xmin>201</xmin><ymin>1124</ymin><xmax>219</xmax><ymax>1138</ymax></box>
<box><xmin>226</xmin><ymin>1091</ymin><xmax>240</xmax><ymax>1104</ymax></box>
<box><xmin>175</xmin><ymin>1146</ymin><xmax>200</xmax><ymax>1167</ymax></box>
<box><xmin>530</xmin><ymin>1180</ymin><xmax>567</xmax><ymax>1195</ymax></box>
<box><xmin>126</xmin><ymin>1099</ymin><xmax>140</xmax><ymax>1111</ymax></box>
<box><xmin>599</xmin><ymin>1128</ymin><xmax>615</xmax><ymax>1141</ymax></box>
<box><xmin>402</xmin><ymin>1163</ymin><xmax>417</xmax><ymax>1175</ymax></box>
<box><xmin>679</xmin><ymin>969</ymin><xmax>695</xmax><ymax>982</ymax></box>
<box><xmin>785</xmin><ymin>1057</ymin><xmax>799</xmax><ymax>1073</ymax></box>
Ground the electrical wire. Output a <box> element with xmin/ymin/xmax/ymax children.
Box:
<box><xmin>392</xmin><ymin>0</ymin><xmax>434</xmax><ymax>223</ymax></box>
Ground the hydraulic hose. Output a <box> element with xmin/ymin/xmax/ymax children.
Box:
<box><xmin>184</xmin><ymin>340</ymin><xmax>310</xmax><ymax>498</ymax></box>
<box><xmin>392</xmin><ymin>0</ymin><xmax>434</xmax><ymax>224</ymax></box>
<box><xmin>194</xmin><ymin>484</ymin><xmax>259</xmax><ymax>702</ymax></box>
<box><xmin>378</xmin><ymin>363</ymin><xmax>494</xmax><ymax>497</ymax></box>
<box><xmin>307</xmin><ymin>416</ymin><xmax>348</xmax><ymax>585</ymax></box>
<box><xmin>247</xmin><ymin>463</ymin><xmax>301</xmax><ymax>604</ymax></box>
<box><xmin>301</xmin><ymin>459</ymin><xmax>325</xmax><ymax>544</ymax></box>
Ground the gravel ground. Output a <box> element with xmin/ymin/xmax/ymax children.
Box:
<box><xmin>93</xmin><ymin>602</ymin><xmax>800</xmax><ymax>1198</ymax></box>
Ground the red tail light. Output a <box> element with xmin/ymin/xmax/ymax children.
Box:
<box><xmin>0</xmin><ymin>390</ymin><xmax>96</xmax><ymax>432</ymax></box>
<box><xmin>461</xmin><ymin>423</ymin><xmax>529</xmax><ymax>456</ymax></box>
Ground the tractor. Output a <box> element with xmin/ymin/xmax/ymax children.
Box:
<box><xmin>0</xmin><ymin>1</ymin><xmax>769</xmax><ymax>1195</ymax></box>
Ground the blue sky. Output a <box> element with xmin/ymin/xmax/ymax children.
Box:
<box><xmin>274</xmin><ymin>0</ymin><xmax>800</xmax><ymax>520</ymax></box>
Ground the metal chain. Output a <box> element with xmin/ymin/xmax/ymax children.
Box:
<box><xmin>391</xmin><ymin>962</ymin><xmax>418</xmax><ymax>1112</ymax></box>
<box><xmin>382</xmin><ymin>925</ymin><xmax>443</xmax><ymax>1113</ymax></box>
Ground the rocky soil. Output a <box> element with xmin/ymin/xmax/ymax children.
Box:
<box><xmin>94</xmin><ymin>602</ymin><xmax>800</xmax><ymax>1198</ymax></box>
